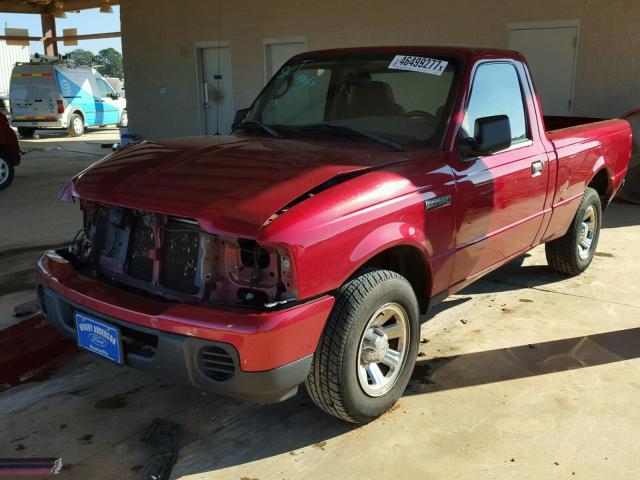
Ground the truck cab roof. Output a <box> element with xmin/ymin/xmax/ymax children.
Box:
<box><xmin>290</xmin><ymin>45</ymin><xmax>522</xmax><ymax>61</ymax></box>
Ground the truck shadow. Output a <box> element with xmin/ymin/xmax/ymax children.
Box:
<box><xmin>425</xmin><ymin>257</ymin><xmax>567</xmax><ymax>318</ymax></box>
<box><xmin>172</xmin><ymin>391</ymin><xmax>355</xmax><ymax>476</ymax></box>
<box><xmin>174</xmin><ymin>326</ymin><xmax>640</xmax><ymax>477</ymax></box>
<box><xmin>405</xmin><ymin>326</ymin><xmax>640</xmax><ymax>395</ymax></box>
<box><xmin>602</xmin><ymin>199</ymin><xmax>640</xmax><ymax>229</ymax></box>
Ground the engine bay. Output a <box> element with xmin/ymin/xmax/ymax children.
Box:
<box><xmin>68</xmin><ymin>202</ymin><xmax>297</xmax><ymax>308</ymax></box>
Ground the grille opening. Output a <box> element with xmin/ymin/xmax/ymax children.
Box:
<box><xmin>161</xmin><ymin>223</ymin><xmax>200</xmax><ymax>294</ymax></box>
<box><xmin>199</xmin><ymin>346</ymin><xmax>235</xmax><ymax>381</ymax></box>
<box><xmin>127</xmin><ymin>216</ymin><xmax>155</xmax><ymax>282</ymax></box>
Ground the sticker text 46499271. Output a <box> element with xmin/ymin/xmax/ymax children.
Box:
<box><xmin>388</xmin><ymin>55</ymin><xmax>448</xmax><ymax>76</ymax></box>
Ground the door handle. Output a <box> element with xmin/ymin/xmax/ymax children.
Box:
<box><xmin>531</xmin><ymin>160</ymin><xmax>544</xmax><ymax>176</ymax></box>
<box><xmin>203</xmin><ymin>82</ymin><xmax>209</xmax><ymax>108</ymax></box>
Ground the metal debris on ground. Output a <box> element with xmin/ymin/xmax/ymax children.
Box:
<box><xmin>0</xmin><ymin>458</ymin><xmax>62</xmax><ymax>476</ymax></box>
<box><xmin>140</xmin><ymin>418</ymin><xmax>181</xmax><ymax>480</ymax></box>
<box><xmin>13</xmin><ymin>300</ymin><xmax>40</xmax><ymax>318</ymax></box>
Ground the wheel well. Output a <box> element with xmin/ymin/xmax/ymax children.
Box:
<box><xmin>588</xmin><ymin>169</ymin><xmax>610</xmax><ymax>199</ymax></box>
<box><xmin>359</xmin><ymin>245</ymin><xmax>430</xmax><ymax>313</ymax></box>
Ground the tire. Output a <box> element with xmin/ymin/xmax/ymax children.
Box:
<box><xmin>117</xmin><ymin>110</ymin><xmax>128</xmax><ymax>128</ymax></box>
<box><xmin>67</xmin><ymin>113</ymin><xmax>85</xmax><ymax>137</ymax></box>
<box><xmin>306</xmin><ymin>269</ymin><xmax>420</xmax><ymax>423</ymax></box>
<box><xmin>17</xmin><ymin>127</ymin><xmax>35</xmax><ymax>138</ymax></box>
<box><xmin>545</xmin><ymin>187</ymin><xmax>602</xmax><ymax>275</ymax></box>
<box><xmin>0</xmin><ymin>156</ymin><xmax>15</xmax><ymax>190</ymax></box>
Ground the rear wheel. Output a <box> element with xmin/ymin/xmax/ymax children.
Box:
<box><xmin>545</xmin><ymin>187</ymin><xmax>602</xmax><ymax>275</ymax></box>
<box><xmin>0</xmin><ymin>156</ymin><xmax>15</xmax><ymax>190</ymax></box>
<box><xmin>67</xmin><ymin>113</ymin><xmax>85</xmax><ymax>137</ymax></box>
<box><xmin>305</xmin><ymin>269</ymin><xmax>420</xmax><ymax>423</ymax></box>
<box><xmin>17</xmin><ymin>127</ymin><xmax>35</xmax><ymax>138</ymax></box>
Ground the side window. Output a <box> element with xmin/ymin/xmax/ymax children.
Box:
<box><xmin>462</xmin><ymin>63</ymin><xmax>528</xmax><ymax>144</ymax></box>
<box><xmin>96</xmin><ymin>78</ymin><xmax>113</xmax><ymax>98</ymax></box>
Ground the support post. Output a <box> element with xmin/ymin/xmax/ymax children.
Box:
<box><xmin>40</xmin><ymin>13</ymin><xmax>58</xmax><ymax>56</ymax></box>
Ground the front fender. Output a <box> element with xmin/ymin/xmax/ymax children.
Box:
<box><xmin>349</xmin><ymin>221</ymin><xmax>430</xmax><ymax>268</ymax></box>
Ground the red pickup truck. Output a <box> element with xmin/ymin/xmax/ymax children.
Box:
<box><xmin>37</xmin><ymin>46</ymin><xmax>631</xmax><ymax>423</ymax></box>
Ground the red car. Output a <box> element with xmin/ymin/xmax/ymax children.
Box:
<box><xmin>37</xmin><ymin>47</ymin><xmax>631</xmax><ymax>423</ymax></box>
<box><xmin>0</xmin><ymin>112</ymin><xmax>20</xmax><ymax>190</ymax></box>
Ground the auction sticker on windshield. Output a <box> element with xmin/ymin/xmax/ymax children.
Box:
<box><xmin>388</xmin><ymin>56</ymin><xmax>448</xmax><ymax>76</ymax></box>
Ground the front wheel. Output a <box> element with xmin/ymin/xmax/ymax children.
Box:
<box><xmin>306</xmin><ymin>269</ymin><xmax>420</xmax><ymax>423</ymax></box>
<box><xmin>545</xmin><ymin>187</ymin><xmax>602</xmax><ymax>275</ymax></box>
<box><xmin>0</xmin><ymin>156</ymin><xmax>15</xmax><ymax>190</ymax></box>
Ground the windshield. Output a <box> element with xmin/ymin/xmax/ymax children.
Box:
<box><xmin>244</xmin><ymin>54</ymin><xmax>458</xmax><ymax>146</ymax></box>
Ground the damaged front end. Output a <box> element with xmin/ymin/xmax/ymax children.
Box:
<box><xmin>67</xmin><ymin>202</ymin><xmax>298</xmax><ymax>309</ymax></box>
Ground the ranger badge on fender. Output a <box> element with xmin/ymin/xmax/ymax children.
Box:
<box><xmin>425</xmin><ymin>194</ymin><xmax>452</xmax><ymax>211</ymax></box>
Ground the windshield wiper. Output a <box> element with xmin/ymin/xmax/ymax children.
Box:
<box><xmin>235</xmin><ymin>121</ymin><xmax>282</xmax><ymax>138</ymax></box>
<box><xmin>298</xmin><ymin>123</ymin><xmax>404</xmax><ymax>152</ymax></box>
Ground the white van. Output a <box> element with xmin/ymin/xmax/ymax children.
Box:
<box><xmin>9</xmin><ymin>59</ymin><xmax>127</xmax><ymax>137</ymax></box>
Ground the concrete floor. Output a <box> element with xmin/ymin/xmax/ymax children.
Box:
<box><xmin>0</xmin><ymin>128</ymin><xmax>119</xmax><ymax>328</ymax></box>
<box><xmin>1</xmin><ymin>134</ymin><xmax>639</xmax><ymax>479</ymax></box>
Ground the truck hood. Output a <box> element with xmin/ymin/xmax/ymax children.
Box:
<box><xmin>70</xmin><ymin>135</ymin><xmax>409</xmax><ymax>237</ymax></box>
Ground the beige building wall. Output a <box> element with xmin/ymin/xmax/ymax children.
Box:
<box><xmin>120</xmin><ymin>0</ymin><xmax>640</xmax><ymax>139</ymax></box>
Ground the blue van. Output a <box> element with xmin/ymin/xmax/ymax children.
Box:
<box><xmin>9</xmin><ymin>60</ymin><xmax>127</xmax><ymax>137</ymax></box>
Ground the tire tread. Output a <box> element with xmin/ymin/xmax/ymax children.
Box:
<box><xmin>305</xmin><ymin>269</ymin><xmax>403</xmax><ymax>423</ymax></box>
<box><xmin>545</xmin><ymin>187</ymin><xmax>601</xmax><ymax>275</ymax></box>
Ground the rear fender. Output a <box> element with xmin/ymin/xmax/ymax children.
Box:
<box><xmin>64</xmin><ymin>105</ymin><xmax>87</xmax><ymax>127</ymax></box>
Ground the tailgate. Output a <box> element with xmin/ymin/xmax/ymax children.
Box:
<box><xmin>10</xmin><ymin>66</ymin><xmax>59</xmax><ymax>120</ymax></box>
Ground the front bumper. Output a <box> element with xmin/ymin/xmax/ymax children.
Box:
<box><xmin>36</xmin><ymin>250</ymin><xmax>335</xmax><ymax>402</ymax></box>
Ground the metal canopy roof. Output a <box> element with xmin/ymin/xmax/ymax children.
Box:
<box><xmin>0</xmin><ymin>0</ymin><xmax>120</xmax><ymax>13</ymax></box>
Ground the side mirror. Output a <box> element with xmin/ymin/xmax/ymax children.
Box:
<box><xmin>232</xmin><ymin>108</ymin><xmax>249</xmax><ymax>130</ymax></box>
<box><xmin>460</xmin><ymin>115</ymin><xmax>511</xmax><ymax>157</ymax></box>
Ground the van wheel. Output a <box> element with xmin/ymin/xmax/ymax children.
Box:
<box><xmin>0</xmin><ymin>156</ymin><xmax>15</xmax><ymax>190</ymax></box>
<box><xmin>67</xmin><ymin>113</ymin><xmax>85</xmax><ymax>137</ymax></box>
<box><xmin>305</xmin><ymin>269</ymin><xmax>420</xmax><ymax>423</ymax></box>
<box><xmin>17</xmin><ymin>127</ymin><xmax>35</xmax><ymax>138</ymax></box>
<box><xmin>117</xmin><ymin>110</ymin><xmax>128</xmax><ymax>128</ymax></box>
<box><xmin>545</xmin><ymin>187</ymin><xmax>602</xmax><ymax>275</ymax></box>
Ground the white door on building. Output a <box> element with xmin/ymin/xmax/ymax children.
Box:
<box><xmin>199</xmin><ymin>45</ymin><xmax>234</xmax><ymax>135</ymax></box>
<box><xmin>508</xmin><ymin>24</ymin><xmax>578</xmax><ymax>116</ymax></box>
<box><xmin>264</xmin><ymin>39</ymin><xmax>307</xmax><ymax>81</ymax></box>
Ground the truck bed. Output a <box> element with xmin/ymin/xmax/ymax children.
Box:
<box><xmin>543</xmin><ymin>115</ymin><xmax>604</xmax><ymax>132</ymax></box>
<box><xmin>541</xmin><ymin>117</ymin><xmax>632</xmax><ymax>242</ymax></box>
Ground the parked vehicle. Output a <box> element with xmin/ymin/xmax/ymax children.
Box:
<box><xmin>0</xmin><ymin>96</ymin><xmax>10</xmax><ymax>119</ymax></box>
<box><xmin>0</xmin><ymin>112</ymin><xmax>20</xmax><ymax>190</ymax></box>
<box><xmin>9</xmin><ymin>58</ymin><xmax>127</xmax><ymax>138</ymax></box>
<box><xmin>36</xmin><ymin>47</ymin><xmax>631</xmax><ymax>423</ymax></box>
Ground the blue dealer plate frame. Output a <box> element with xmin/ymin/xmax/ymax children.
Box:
<box><xmin>75</xmin><ymin>312</ymin><xmax>123</xmax><ymax>364</ymax></box>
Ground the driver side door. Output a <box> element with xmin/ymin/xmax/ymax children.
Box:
<box><xmin>94</xmin><ymin>77</ymin><xmax>120</xmax><ymax>125</ymax></box>
<box><xmin>449</xmin><ymin>60</ymin><xmax>550</xmax><ymax>287</ymax></box>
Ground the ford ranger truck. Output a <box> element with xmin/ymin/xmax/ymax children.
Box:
<box><xmin>37</xmin><ymin>47</ymin><xmax>631</xmax><ymax>423</ymax></box>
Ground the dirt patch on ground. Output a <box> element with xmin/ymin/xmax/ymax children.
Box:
<box><xmin>94</xmin><ymin>394</ymin><xmax>127</xmax><ymax>410</ymax></box>
<box><xmin>0</xmin><ymin>268</ymin><xmax>36</xmax><ymax>296</ymax></box>
<box><xmin>0</xmin><ymin>243</ymin><xmax>66</xmax><ymax>260</ymax></box>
